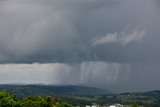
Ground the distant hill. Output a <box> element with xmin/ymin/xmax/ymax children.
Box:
<box><xmin>61</xmin><ymin>90</ymin><xmax>160</xmax><ymax>106</ymax></box>
<box><xmin>97</xmin><ymin>90</ymin><xmax>160</xmax><ymax>105</ymax></box>
<box><xmin>0</xmin><ymin>84</ymin><xmax>109</xmax><ymax>98</ymax></box>
<box><xmin>0</xmin><ymin>84</ymin><xmax>160</xmax><ymax>106</ymax></box>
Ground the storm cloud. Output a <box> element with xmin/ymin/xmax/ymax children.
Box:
<box><xmin>0</xmin><ymin>0</ymin><xmax>160</xmax><ymax>92</ymax></box>
<box><xmin>0</xmin><ymin>0</ymin><xmax>159</xmax><ymax>63</ymax></box>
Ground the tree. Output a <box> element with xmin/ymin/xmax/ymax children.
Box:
<box><xmin>0</xmin><ymin>91</ymin><xmax>22</xmax><ymax>107</ymax></box>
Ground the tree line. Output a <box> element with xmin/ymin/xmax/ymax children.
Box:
<box><xmin>0</xmin><ymin>91</ymin><xmax>73</xmax><ymax>107</ymax></box>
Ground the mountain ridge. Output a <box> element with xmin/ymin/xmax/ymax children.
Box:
<box><xmin>0</xmin><ymin>84</ymin><xmax>109</xmax><ymax>98</ymax></box>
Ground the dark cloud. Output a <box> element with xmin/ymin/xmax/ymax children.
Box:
<box><xmin>0</xmin><ymin>0</ymin><xmax>160</xmax><ymax>64</ymax></box>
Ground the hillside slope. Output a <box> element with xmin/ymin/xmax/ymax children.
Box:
<box><xmin>0</xmin><ymin>84</ymin><xmax>109</xmax><ymax>98</ymax></box>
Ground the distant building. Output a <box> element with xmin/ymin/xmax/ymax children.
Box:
<box><xmin>109</xmin><ymin>103</ymin><xmax>123</xmax><ymax>107</ymax></box>
<box><xmin>85</xmin><ymin>105</ymin><xmax>99</xmax><ymax>107</ymax></box>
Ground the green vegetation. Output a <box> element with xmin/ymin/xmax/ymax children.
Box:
<box><xmin>0</xmin><ymin>91</ymin><xmax>73</xmax><ymax>107</ymax></box>
<box><xmin>0</xmin><ymin>85</ymin><xmax>160</xmax><ymax>107</ymax></box>
<box><xmin>1</xmin><ymin>90</ymin><xmax>147</xmax><ymax>107</ymax></box>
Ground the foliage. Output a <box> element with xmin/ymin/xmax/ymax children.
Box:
<box><xmin>0</xmin><ymin>91</ymin><xmax>73</xmax><ymax>107</ymax></box>
<box><xmin>1</xmin><ymin>86</ymin><xmax>160</xmax><ymax>107</ymax></box>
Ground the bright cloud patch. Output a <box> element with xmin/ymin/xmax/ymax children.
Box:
<box><xmin>92</xmin><ymin>26</ymin><xmax>146</xmax><ymax>46</ymax></box>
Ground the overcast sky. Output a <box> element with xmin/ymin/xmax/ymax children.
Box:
<box><xmin>0</xmin><ymin>0</ymin><xmax>160</xmax><ymax>92</ymax></box>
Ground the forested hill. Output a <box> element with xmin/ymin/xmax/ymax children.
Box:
<box><xmin>0</xmin><ymin>84</ymin><xmax>109</xmax><ymax>98</ymax></box>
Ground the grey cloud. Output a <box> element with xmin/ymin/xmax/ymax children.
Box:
<box><xmin>0</xmin><ymin>0</ymin><xmax>159</xmax><ymax>64</ymax></box>
<box><xmin>0</xmin><ymin>1</ymin><xmax>77</xmax><ymax>57</ymax></box>
<box><xmin>0</xmin><ymin>0</ymin><xmax>113</xmax><ymax>63</ymax></box>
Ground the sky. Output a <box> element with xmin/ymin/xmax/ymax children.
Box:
<box><xmin>0</xmin><ymin>0</ymin><xmax>160</xmax><ymax>92</ymax></box>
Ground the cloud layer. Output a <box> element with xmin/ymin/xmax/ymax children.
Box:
<box><xmin>0</xmin><ymin>0</ymin><xmax>160</xmax><ymax>92</ymax></box>
<box><xmin>0</xmin><ymin>62</ymin><xmax>130</xmax><ymax>92</ymax></box>
<box><xmin>1</xmin><ymin>62</ymin><xmax>160</xmax><ymax>92</ymax></box>
<box><xmin>0</xmin><ymin>0</ymin><xmax>158</xmax><ymax>63</ymax></box>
